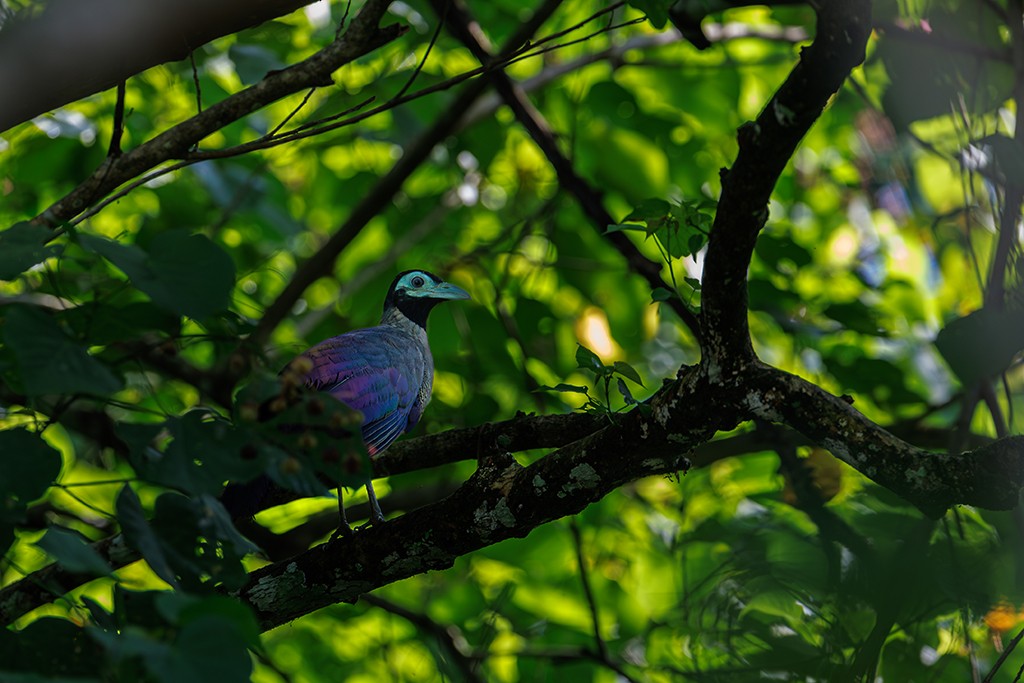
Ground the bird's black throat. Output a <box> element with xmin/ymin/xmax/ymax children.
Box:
<box><xmin>392</xmin><ymin>295</ymin><xmax>439</xmax><ymax>329</ymax></box>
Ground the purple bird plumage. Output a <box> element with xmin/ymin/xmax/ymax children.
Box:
<box><xmin>223</xmin><ymin>269</ymin><xmax>469</xmax><ymax>532</ymax></box>
<box><xmin>301</xmin><ymin>326</ymin><xmax>430</xmax><ymax>456</ymax></box>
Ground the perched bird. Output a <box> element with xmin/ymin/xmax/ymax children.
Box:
<box><xmin>224</xmin><ymin>270</ymin><xmax>469</xmax><ymax>532</ymax></box>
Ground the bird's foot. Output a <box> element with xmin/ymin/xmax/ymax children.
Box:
<box><xmin>330</xmin><ymin>524</ymin><xmax>354</xmax><ymax>542</ymax></box>
<box><xmin>356</xmin><ymin>513</ymin><xmax>386</xmax><ymax>532</ymax></box>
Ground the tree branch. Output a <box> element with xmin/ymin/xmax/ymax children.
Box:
<box><xmin>700</xmin><ymin>0</ymin><xmax>872</xmax><ymax>367</ymax></box>
<box><xmin>0</xmin><ymin>0</ymin><xmax>324</xmax><ymax>133</ymax></box>
<box><xmin>32</xmin><ymin>0</ymin><xmax>405</xmax><ymax>229</ymax></box>
<box><xmin>748</xmin><ymin>364</ymin><xmax>1024</xmax><ymax>516</ymax></box>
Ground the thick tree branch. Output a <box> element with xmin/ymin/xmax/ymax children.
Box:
<box><xmin>700</xmin><ymin>1</ymin><xmax>872</xmax><ymax>367</ymax></box>
<box><xmin>32</xmin><ymin>0</ymin><xmax>404</xmax><ymax>228</ymax></box>
<box><xmin>235</xmin><ymin>351</ymin><xmax>1023</xmax><ymax>630</ymax></box>
<box><xmin>237</xmin><ymin>367</ymin><xmax>716</xmax><ymax>630</ymax></box>
<box><xmin>748</xmin><ymin>364</ymin><xmax>1024</xmax><ymax>516</ymax></box>
<box><xmin>1</xmin><ymin>372</ymin><xmax>1013</xmax><ymax>627</ymax></box>
<box><xmin>0</xmin><ymin>0</ymin><xmax>320</xmax><ymax>133</ymax></box>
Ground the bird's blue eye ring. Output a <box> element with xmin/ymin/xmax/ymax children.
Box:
<box><xmin>411</xmin><ymin>276</ymin><xmax>425</xmax><ymax>287</ymax></box>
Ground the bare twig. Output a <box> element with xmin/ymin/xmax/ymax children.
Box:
<box><xmin>107</xmin><ymin>81</ymin><xmax>126</xmax><ymax>158</ymax></box>
<box><xmin>569</xmin><ymin>520</ymin><xmax>609</xmax><ymax>660</ymax></box>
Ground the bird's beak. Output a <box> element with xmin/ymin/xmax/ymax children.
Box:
<box><xmin>430</xmin><ymin>281</ymin><xmax>471</xmax><ymax>301</ymax></box>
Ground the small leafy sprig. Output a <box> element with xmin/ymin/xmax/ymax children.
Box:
<box><xmin>606</xmin><ymin>197</ymin><xmax>714</xmax><ymax>310</ymax></box>
<box><xmin>539</xmin><ymin>344</ymin><xmax>645</xmax><ymax>414</ymax></box>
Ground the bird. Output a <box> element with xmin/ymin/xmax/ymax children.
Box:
<box><xmin>223</xmin><ymin>269</ymin><xmax>469</xmax><ymax>533</ymax></box>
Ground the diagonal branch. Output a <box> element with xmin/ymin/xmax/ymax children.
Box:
<box><xmin>748</xmin><ymin>364</ymin><xmax>1024</xmax><ymax>516</ymax></box>
<box><xmin>33</xmin><ymin>0</ymin><xmax>404</xmax><ymax>229</ymax></box>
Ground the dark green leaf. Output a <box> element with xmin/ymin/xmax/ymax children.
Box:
<box><xmin>935</xmin><ymin>307</ymin><xmax>1024</xmax><ymax>386</ymax></box>
<box><xmin>612</xmin><ymin>361</ymin><xmax>644</xmax><ymax>386</ymax></box>
<box><xmin>574</xmin><ymin>344</ymin><xmax>606</xmax><ymax>374</ymax></box>
<box><xmin>3</xmin><ymin>306</ymin><xmax>123</xmax><ymax>396</ymax></box>
<box><xmin>824</xmin><ymin>300</ymin><xmax>887</xmax><ymax>336</ymax></box>
<box><xmin>604</xmin><ymin>223</ymin><xmax>647</xmax><ymax>234</ymax></box>
<box><xmin>81</xmin><ymin>231</ymin><xmax>235</xmax><ymax>320</ymax></box>
<box><xmin>116</xmin><ymin>485</ymin><xmax>180</xmax><ymax>589</ymax></box>
<box><xmin>135</xmin><ymin>412</ymin><xmax>255</xmax><ymax>496</ymax></box>
<box><xmin>626</xmin><ymin>0</ymin><xmax>671</xmax><ymax>29</ymax></box>
<box><xmin>616</xmin><ymin>377</ymin><xmax>637</xmax><ymax>405</ymax></box>
<box><xmin>228</xmin><ymin>44</ymin><xmax>287</xmax><ymax>86</ymax></box>
<box><xmin>0</xmin><ymin>222</ymin><xmax>61</xmax><ymax>280</ymax></box>
<box><xmin>536</xmin><ymin>383</ymin><xmax>589</xmax><ymax>394</ymax></box>
<box><xmin>755</xmin><ymin>233</ymin><xmax>813</xmax><ymax>271</ymax></box>
<box><xmin>62</xmin><ymin>301</ymin><xmax>180</xmax><ymax>346</ymax></box>
<box><xmin>651</xmin><ymin>287</ymin><xmax>676</xmax><ymax>302</ymax></box>
<box><xmin>35</xmin><ymin>527</ymin><xmax>112</xmax><ymax>576</ymax></box>
<box><xmin>0</xmin><ymin>429</ymin><xmax>61</xmax><ymax>554</ymax></box>
<box><xmin>623</xmin><ymin>198</ymin><xmax>671</xmax><ymax>223</ymax></box>
<box><xmin>0</xmin><ymin>617</ymin><xmax>103</xmax><ymax>679</ymax></box>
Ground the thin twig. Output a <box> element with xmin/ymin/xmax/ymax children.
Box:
<box><xmin>569</xmin><ymin>520</ymin><xmax>608</xmax><ymax>660</ymax></box>
<box><xmin>108</xmin><ymin>81</ymin><xmax>126</xmax><ymax>158</ymax></box>
<box><xmin>982</xmin><ymin>625</ymin><xmax>1024</xmax><ymax>683</ymax></box>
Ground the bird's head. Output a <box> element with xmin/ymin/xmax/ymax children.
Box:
<box><xmin>382</xmin><ymin>269</ymin><xmax>470</xmax><ymax>328</ymax></box>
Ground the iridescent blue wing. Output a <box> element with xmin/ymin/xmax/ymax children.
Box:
<box><xmin>301</xmin><ymin>327</ymin><xmax>426</xmax><ymax>454</ymax></box>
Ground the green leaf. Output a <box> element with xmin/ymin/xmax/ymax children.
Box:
<box><xmin>81</xmin><ymin>231</ymin><xmax>235</xmax><ymax>320</ymax></box>
<box><xmin>651</xmin><ymin>287</ymin><xmax>676</xmax><ymax>302</ymax></box>
<box><xmin>605</xmin><ymin>223</ymin><xmax>647</xmax><ymax>234</ymax></box>
<box><xmin>116</xmin><ymin>485</ymin><xmax>180</xmax><ymax>589</ymax></box>
<box><xmin>612</xmin><ymin>361</ymin><xmax>644</xmax><ymax>386</ymax></box>
<box><xmin>935</xmin><ymin>307</ymin><xmax>1024</xmax><ymax>386</ymax></box>
<box><xmin>755</xmin><ymin>233</ymin><xmax>813</xmax><ymax>271</ymax></box>
<box><xmin>35</xmin><ymin>527</ymin><xmax>112</xmax><ymax>576</ymax></box>
<box><xmin>228</xmin><ymin>44</ymin><xmax>286</xmax><ymax>86</ymax></box>
<box><xmin>616</xmin><ymin>377</ymin><xmax>637</xmax><ymax>405</ymax></box>
<box><xmin>623</xmin><ymin>198</ymin><xmax>671</xmax><ymax>224</ymax></box>
<box><xmin>537</xmin><ymin>383</ymin><xmax>589</xmax><ymax>394</ymax></box>
<box><xmin>3</xmin><ymin>306</ymin><xmax>123</xmax><ymax>397</ymax></box>
<box><xmin>574</xmin><ymin>344</ymin><xmax>606</xmax><ymax>374</ymax></box>
<box><xmin>137</xmin><ymin>412</ymin><xmax>255</xmax><ymax>496</ymax></box>
<box><xmin>62</xmin><ymin>301</ymin><xmax>180</xmax><ymax>346</ymax></box>
<box><xmin>0</xmin><ymin>222</ymin><xmax>61</xmax><ymax>280</ymax></box>
<box><xmin>627</xmin><ymin>0</ymin><xmax>670</xmax><ymax>29</ymax></box>
<box><xmin>823</xmin><ymin>300</ymin><xmax>887</xmax><ymax>336</ymax></box>
<box><xmin>0</xmin><ymin>429</ymin><xmax>62</xmax><ymax>555</ymax></box>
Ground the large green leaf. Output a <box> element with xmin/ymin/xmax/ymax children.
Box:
<box><xmin>0</xmin><ymin>429</ymin><xmax>62</xmax><ymax>555</ymax></box>
<box><xmin>0</xmin><ymin>222</ymin><xmax>62</xmax><ymax>280</ymax></box>
<box><xmin>935</xmin><ymin>307</ymin><xmax>1024</xmax><ymax>386</ymax></box>
<box><xmin>116</xmin><ymin>485</ymin><xmax>256</xmax><ymax>592</ymax></box>
<box><xmin>3</xmin><ymin>305</ymin><xmax>122</xmax><ymax>396</ymax></box>
<box><xmin>80</xmin><ymin>231</ymin><xmax>235</xmax><ymax>320</ymax></box>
